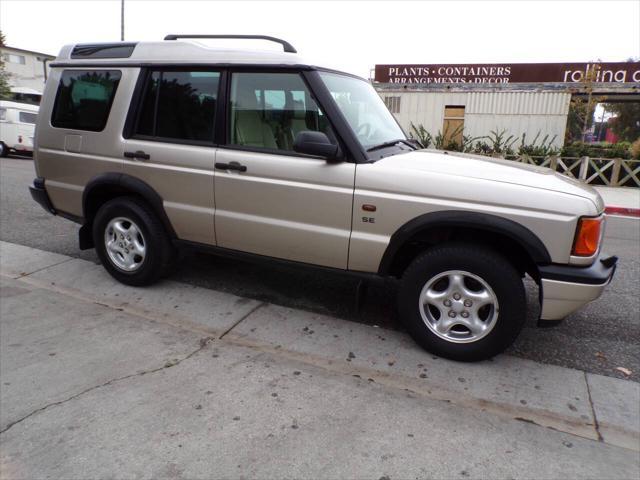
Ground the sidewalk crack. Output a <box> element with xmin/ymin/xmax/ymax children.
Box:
<box><xmin>219</xmin><ymin>302</ymin><xmax>266</xmax><ymax>339</ymax></box>
<box><xmin>13</xmin><ymin>257</ymin><xmax>74</xmax><ymax>279</ymax></box>
<box><xmin>0</xmin><ymin>336</ymin><xmax>214</xmax><ymax>435</ymax></box>
<box><xmin>584</xmin><ymin>371</ymin><xmax>604</xmax><ymax>442</ymax></box>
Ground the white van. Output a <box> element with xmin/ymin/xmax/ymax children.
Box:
<box><xmin>0</xmin><ymin>100</ymin><xmax>39</xmax><ymax>156</ymax></box>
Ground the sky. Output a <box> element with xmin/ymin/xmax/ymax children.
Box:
<box><xmin>1</xmin><ymin>0</ymin><xmax>638</xmax><ymax>79</ymax></box>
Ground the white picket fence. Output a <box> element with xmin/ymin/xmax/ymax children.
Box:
<box><xmin>506</xmin><ymin>155</ymin><xmax>640</xmax><ymax>188</ymax></box>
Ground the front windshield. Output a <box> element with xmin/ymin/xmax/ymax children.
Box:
<box><xmin>319</xmin><ymin>72</ymin><xmax>406</xmax><ymax>150</ymax></box>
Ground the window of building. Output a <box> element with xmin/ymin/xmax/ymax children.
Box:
<box><xmin>442</xmin><ymin>105</ymin><xmax>465</xmax><ymax>148</ymax></box>
<box><xmin>19</xmin><ymin>111</ymin><xmax>37</xmax><ymax>124</ymax></box>
<box><xmin>384</xmin><ymin>96</ymin><xmax>401</xmax><ymax>114</ymax></box>
<box><xmin>51</xmin><ymin>70</ymin><xmax>121</xmax><ymax>131</ymax></box>
<box><xmin>135</xmin><ymin>70</ymin><xmax>220</xmax><ymax>143</ymax></box>
<box><xmin>229</xmin><ymin>72</ymin><xmax>336</xmax><ymax>152</ymax></box>
<box><xmin>8</xmin><ymin>92</ymin><xmax>41</xmax><ymax>106</ymax></box>
<box><xmin>2</xmin><ymin>53</ymin><xmax>26</xmax><ymax>64</ymax></box>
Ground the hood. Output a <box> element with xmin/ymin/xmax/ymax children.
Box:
<box><xmin>374</xmin><ymin>149</ymin><xmax>604</xmax><ymax>211</ymax></box>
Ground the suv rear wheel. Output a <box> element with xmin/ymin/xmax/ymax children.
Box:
<box><xmin>93</xmin><ymin>197</ymin><xmax>175</xmax><ymax>286</ymax></box>
<box><xmin>397</xmin><ymin>243</ymin><xmax>526</xmax><ymax>361</ymax></box>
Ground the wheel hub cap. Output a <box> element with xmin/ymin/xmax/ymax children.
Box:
<box><xmin>418</xmin><ymin>270</ymin><xmax>499</xmax><ymax>344</ymax></box>
<box><xmin>104</xmin><ymin>217</ymin><xmax>146</xmax><ymax>272</ymax></box>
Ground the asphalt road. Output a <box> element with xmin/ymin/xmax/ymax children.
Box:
<box><xmin>2</xmin><ymin>157</ymin><xmax>638</xmax><ymax>381</ymax></box>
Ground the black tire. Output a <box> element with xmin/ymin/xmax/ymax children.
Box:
<box><xmin>93</xmin><ymin>196</ymin><xmax>175</xmax><ymax>286</ymax></box>
<box><xmin>0</xmin><ymin>142</ymin><xmax>8</xmax><ymax>157</ymax></box>
<box><xmin>397</xmin><ymin>242</ymin><xmax>526</xmax><ymax>362</ymax></box>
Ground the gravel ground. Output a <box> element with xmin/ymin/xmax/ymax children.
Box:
<box><xmin>2</xmin><ymin>156</ymin><xmax>638</xmax><ymax>380</ymax></box>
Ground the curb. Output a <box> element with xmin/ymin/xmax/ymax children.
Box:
<box><xmin>605</xmin><ymin>205</ymin><xmax>640</xmax><ymax>218</ymax></box>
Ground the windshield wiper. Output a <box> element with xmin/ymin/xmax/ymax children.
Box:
<box><xmin>366</xmin><ymin>139</ymin><xmax>416</xmax><ymax>152</ymax></box>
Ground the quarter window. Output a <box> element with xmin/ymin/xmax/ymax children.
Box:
<box><xmin>51</xmin><ymin>70</ymin><xmax>121</xmax><ymax>131</ymax></box>
<box><xmin>134</xmin><ymin>70</ymin><xmax>220</xmax><ymax>143</ymax></box>
<box><xmin>0</xmin><ymin>108</ymin><xmax>6</xmax><ymax>121</ymax></box>
<box><xmin>19</xmin><ymin>112</ymin><xmax>37</xmax><ymax>124</ymax></box>
<box><xmin>229</xmin><ymin>72</ymin><xmax>336</xmax><ymax>152</ymax></box>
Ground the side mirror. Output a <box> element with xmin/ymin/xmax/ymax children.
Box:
<box><xmin>293</xmin><ymin>131</ymin><xmax>340</xmax><ymax>161</ymax></box>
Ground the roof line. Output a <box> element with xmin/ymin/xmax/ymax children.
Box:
<box><xmin>1</xmin><ymin>45</ymin><xmax>56</xmax><ymax>59</ymax></box>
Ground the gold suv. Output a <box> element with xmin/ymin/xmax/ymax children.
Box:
<box><xmin>30</xmin><ymin>35</ymin><xmax>617</xmax><ymax>361</ymax></box>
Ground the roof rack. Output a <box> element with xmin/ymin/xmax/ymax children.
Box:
<box><xmin>163</xmin><ymin>35</ymin><xmax>297</xmax><ymax>54</ymax></box>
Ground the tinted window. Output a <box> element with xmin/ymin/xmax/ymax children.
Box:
<box><xmin>71</xmin><ymin>43</ymin><xmax>137</xmax><ymax>59</ymax></box>
<box><xmin>136</xmin><ymin>72</ymin><xmax>159</xmax><ymax>137</ymax></box>
<box><xmin>51</xmin><ymin>70</ymin><xmax>121</xmax><ymax>131</ymax></box>
<box><xmin>19</xmin><ymin>112</ymin><xmax>37</xmax><ymax>124</ymax></box>
<box><xmin>135</xmin><ymin>70</ymin><xmax>219</xmax><ymax>143</ymax></box>
<box><xmin>229</xmin><ymin>72</ymin><xmax>336</xmax><ymax>152</ymax></box>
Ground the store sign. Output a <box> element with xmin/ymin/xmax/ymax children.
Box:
<box><xmin>374</xmin><ymin>62</ymin><xmax>640</xmax><ymax>84</ymax></box>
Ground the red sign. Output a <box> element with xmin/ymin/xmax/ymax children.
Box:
<box><xmin>374</xmin><ymin>62</ymin><xmax>640</xmax><ymax>84</ymax></box>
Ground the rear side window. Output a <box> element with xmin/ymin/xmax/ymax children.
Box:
<box><xmin>51</xmin><ymin>70</ymin><xmax>121</xmax><ymax>131</ymax></box>
<box><xmin>19</xmin><ymin>112</ymin><xmax>37</xmax><ymax>124</ymax></box>
<box><xmin>134</xmin><ymin>70</ymin><xmax>220</xmax><ymax>143</ymax></box>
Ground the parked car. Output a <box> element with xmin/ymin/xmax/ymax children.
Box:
<box><xmin>29</xmin><ymin>36</ymin><xmax>617</xmax><ymax>361</ymax></box>
<box><xmin>0</xmin><ymin>100</ymin><xmax>38</xmax><ymax>156</ymax></box>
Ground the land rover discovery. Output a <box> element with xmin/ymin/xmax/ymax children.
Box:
<box><xmin>29</xmin><ymin>35</ymin><xmax>617</xmax><ymax>361</ymax></box>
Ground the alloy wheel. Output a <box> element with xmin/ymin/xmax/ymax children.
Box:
<box><xmin>418</xmin><ymin>270</ymin><xmax>499</xmax><ymax>344</ymax></box>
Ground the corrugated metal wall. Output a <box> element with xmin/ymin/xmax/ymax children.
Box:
<box><xmin>379</xmin><ymin>90</ymin><xmax>571</xmax><ymax>148</ymax></box>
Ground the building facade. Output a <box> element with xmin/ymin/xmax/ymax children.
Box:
<box><xmin>1</xmin><ymin>46</ymin><xmax>55</xmax><ymax>93</ymax></box>
<box><xmin>376</xmin><ymin>85</ymin><xmax>571</xmax><ymax>149</ymax></box>
<box><xmin>373</xmin><ymin>62</ymin><xmax>640</xmax><ymax>150</ymax></box>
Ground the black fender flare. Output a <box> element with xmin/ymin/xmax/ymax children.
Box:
<box><xmin>79</xmin><ymin>172</ymin><xmax>176</xmax><ymax>249</ymax></box>
<box><xmin>377</xmin><ymin>210</ymin><xmax>552</xmax><ymax>276</ymax></box>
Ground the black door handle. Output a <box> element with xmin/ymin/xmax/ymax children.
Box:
<box><xmin>215</xmin><ymin>161</ymin><xmax>247</xmax><ymax>172</ymax></box>
<box><xmin>124</xmin><ymin>150</ymin><xmax>150</xmax><ymax>160</ymax></box>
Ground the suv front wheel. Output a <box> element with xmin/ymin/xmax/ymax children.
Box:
<box><xmin>398</xmin><ymin>243</ymin><xmax>526</xmax><ymax>361</ymax></box>
<box><xmin>93</xmin><ymin>197</ymin><xmax>175</xmax><ymax>286</ymax></box>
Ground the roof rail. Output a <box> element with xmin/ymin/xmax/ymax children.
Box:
<box><xmin>163</xmin><ymin>35</ymin><xmax>297</xmax><ymax>54</ymax></box>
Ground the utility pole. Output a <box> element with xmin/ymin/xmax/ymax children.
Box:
<box><xmin>120</xmin><ymin>0</ymin><xmax>125</xmax><ymax>41</ymax></box>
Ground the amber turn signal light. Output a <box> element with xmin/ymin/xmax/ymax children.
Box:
<box><xmin>572</xmin><ymin>217</ymin><xmax>602</xmax><ymax>256</ymax></box>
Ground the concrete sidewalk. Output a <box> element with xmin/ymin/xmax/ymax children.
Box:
<box><xmin>1</xmin><ymin>241</ymin><xmax>639</xmax><ymax>478</ymax></box>
<box><xmin>594</xmin><ymin>186</ymin><xmax>640</xmax><ymax>217</ymax></box>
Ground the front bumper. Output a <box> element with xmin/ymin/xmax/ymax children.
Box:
<box><xmin>538</xmin><ymin>254</ymin><xmax>617</xmax><ymax>322</ymax></box>
<box><xmin>29</xmin><ymin>177</ymin><xmax>56</xmax><ymax>215</ymax></box>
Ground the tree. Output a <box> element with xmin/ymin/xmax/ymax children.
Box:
<box><xmin>604</xmin><ymin>102</ymin><xmax>640</xmax><ymax>142</ymax></box>
<box><xmin>564</xmin><ymin>63</ymin><xmax>604</xmax><ymax>143</ymax></box>
<box><xmin>602</xmin><ymin>58</ymin><xmax>639</xmax><ymax>142</ymax></box>
<box><xmin>0</xmin><ymin>31</ymin><xmax>12</xmax><ymax>99</ymax></box>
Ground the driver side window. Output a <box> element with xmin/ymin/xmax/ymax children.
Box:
<box><xmin>229</xmin><ymin>72</ymin><xmax>336</xmax><ymax>152</ymax></box>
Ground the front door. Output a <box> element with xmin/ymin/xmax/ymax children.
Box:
<box><xmin>214</xmin><ymin>71</ymin><xmax>355</xmax><ymax>269</ymax></box>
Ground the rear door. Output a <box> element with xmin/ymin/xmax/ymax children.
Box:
<box><xmin>123</xmin><ymin>68</ymin><xmax>221</xmax><ymax>245</ymax></box>
<box><xmin>214</xmin><ymin>71</ymin><xmax>356</xmax><ymax>269</ymax></box>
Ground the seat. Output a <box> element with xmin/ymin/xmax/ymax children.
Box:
<box><xmin>233</xmin><ymin>88</ymin><xmax>277</xmax><ymax>149</ymax></box>
<box><xmin>289</xmin><ymin>99</ymin><xmax>309</xmax><ymax>143</ymax></box>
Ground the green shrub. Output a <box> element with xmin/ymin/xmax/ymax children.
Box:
<box><xmin>561</xmin><ymin>141</ymin><xmax>632</xmax><ymax>159</ymax></box>
<box><xmin>410</xmin><ymin>122</ymin><xmax>432</xmax><ymax>149</ymax></box>
<box><xmin>486</xmin><ymin>129</ymin><xmax>518</xmax><ymax>155</ymax></box>
<box><xmin>518</xmin><ymin>132</ymin><xmax>559</xmax><ymax>157</ymax></box>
